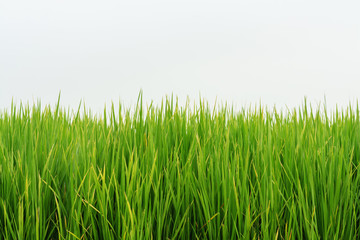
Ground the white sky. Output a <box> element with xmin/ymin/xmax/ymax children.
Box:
<box><xmin>1</xmin><ymin>1</ymin><xmax>359</xmax><ymax>113</ymax></box>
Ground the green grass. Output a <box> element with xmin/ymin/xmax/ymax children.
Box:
<box><xmin>1</xmin><ymin>94</ymin><xmax>360</xmax><ymax>239</ymax></box>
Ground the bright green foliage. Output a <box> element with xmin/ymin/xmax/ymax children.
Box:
<box><xmin>1</xmin><ymin>95</ymin><xmax>360</xmax><ymax>239</ymax></box>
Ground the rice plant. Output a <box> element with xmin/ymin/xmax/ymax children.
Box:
<box><xmin>1</xmin><ymin>94</ymin><xmax>360</xmax><ymax>239</ymax></box>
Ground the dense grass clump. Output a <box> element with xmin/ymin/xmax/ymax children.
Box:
<box><xmin>1</xmin><ymin>95</ymin><xmax>360</xmax><ymax>239</ymax></box>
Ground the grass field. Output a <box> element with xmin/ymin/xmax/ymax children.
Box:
<box><xmin>1</xmin><ymin>95</ymin><xmax>360</xmax><ymax>239</ymax></box>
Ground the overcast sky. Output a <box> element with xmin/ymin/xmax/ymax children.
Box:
<box><xmin>1</xmin><ymin>1</ymin><xmax>359</xmax><ymax>113</ymax></box>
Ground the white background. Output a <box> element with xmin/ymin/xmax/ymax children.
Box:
<box><xmin>1</xmin><ymin>1</ymin><xmax>359</xmax><ymax>113</ymax></box>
